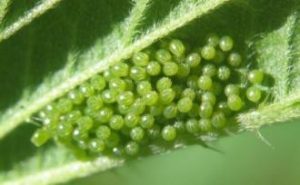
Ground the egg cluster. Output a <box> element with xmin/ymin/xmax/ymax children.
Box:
<box><xmin>31</xmin><ymin>34</ymin><xmax>268</xmax><ymax>158</ymax></box>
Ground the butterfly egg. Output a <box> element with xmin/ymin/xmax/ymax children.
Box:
<box><xmin>169</xmin><ymin>39</ymin><xmax>185</xmax><ymax>57</ymax></box>
<box><xmin>162</xmin><ymin>125</ymin><xmax>177</xmax><ymax>141</ymax></box>
<box><xmin>146</xmin><ymin>61</ymin><xmax>161</xmax><ymax>76</ymax></box>
<box><xmin>177</xmin><ymin>97</ymin><xmax>193</xmax><ymax>113</ymax></box>
<box><xmin>110</xmin><ymin>62</ymin><xmax>129</xmax><ymax>77</ymax></box>
<box><xmin>219</xmin><ymin>36</ymin><xmax>234</xmax><ymax>52</ymax></box>
<box><xmin>202</xmin><ymin>64</ymin><xmax>217</xmax><ymax>77</ymax></box>
<box><xmin>217</xmin><ymin>66</ymin><xmax>231</xmax><ymax>81</ymax></box>
<box><xmin>88</xmin><ymin>139</ymin><xmax>106</xmax><ymax>153</ymax></box>
<box><xmin>159</xmin><ymin>88</ymin><xmax>176</xmax><ymax>105</ymax></box>
<box><xmin>130</xmin><ymin>127</ymin><xmax>145</xmax><ymax>142</ymax></box>
<box><xmin>198</xmin><ymin>119</ymin><xmax>212</xmax><ymax>132</ymax></box>
<box><xmin>163</xmin><ymin>61</ymin><xmax>179</xmax><ymax>76</ymax></box>
<box><xmin>248</xmin><ymin>69</ymin><xmax>264</xmax><ymax>84</ymax></box>
<box><xmin>109</xmin><ymin>115</ymin><xmax>125</xmax><ymax>130</ymax></box>
<box><xmin>227</xmin><ymin>94</ymin><xmax>244</xmax><ymax>111</ymax></box>
<box><xmin>125</xmin><ymin>141</ymin><xmax>139</xmax><ymax>156</ymax></box>
<box><xmin>186</xmin><ymin>53</ymin><xmax>201</xmax><ymax>67</ymax></box>
<box><xmin>163</xmin><ymin>103</ymin><xmax>178</xmax><ymax>119</ymax></box>
<box><xmin>201</xmin><ymin>45</ymin><xmax>216</xmax><ymax>60</ymax></box>
<box><xmin>228</xmin><ymin>52</ymin><xmax>242</xmax><ymax>67</ymax></box>
<box><xmin>201</xmin><ymin>92</ymin><xmax>217</xmax><ymax>106</ymax></box>
<box><xmin>206</xmin><ymin>33</ymin><xmax>220</xmax><ymax>47</ymax></box>
<box><xmin>142</xmin><ymin>91</ymin><xmax>159</xmax><ymax>106</ymax></box>
<box><xmin>31</xmin><ymin>33</ymin><xmax>272</xmax><ymax>160</ymax></box>
<box><xmin>186</xmin><ymin>119</ymin><xmax>199</xmax><ymax>134</ymax></box>
<box><xmin>198</xmin><ymin>75</ymin><xmax>213</xmax><ymax>91</ymax></box>
<box><xmin>132</xmin><ymin>51</ymin><xmax>150</xmax><ymax>67</ymax></box>
<box><xmin>246</xmin><ymin>86</ymin><xmax>262</xmax><ymax>103</ymax></box>
<box><xmin>96</xmin><ymin>126</ymin><xmax>112</xmax><ymax>140</ymax></box>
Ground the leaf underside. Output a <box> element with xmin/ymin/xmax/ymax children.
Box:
<box><xmin>0</xmin><ymin>0</ymin><xmax>300</xmax><ymax>185</ymax></box>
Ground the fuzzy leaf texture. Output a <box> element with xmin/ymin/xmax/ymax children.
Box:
<box><xmin>0</xmin><ymin>0</ymin><xmax>300</xmax><ymax>185</ymax></box>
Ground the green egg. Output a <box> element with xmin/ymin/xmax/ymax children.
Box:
<box><xmin>156</xmin><ymin>77</ymin><xmax>172</xmax><ymax>92</ymax></box>
<box><xmin>57</xmin><ymin>98</ymin><xmax>73</xmax><ymax>114</ymax></box>
<box><xmin>155</xmin><ymin>49</ymin><xmax>172</xmax><ymax>63</ymax></box>
<box><xmin>218</xmin><ymin>66</ymin><xmax>231</xmax><ymax>81</ymax></box>
<box><xmin>125</xmin><ymin>141</ymin><xmax>139</xmax><ymax>156</ymax></box>
<box><xmin>56</xmin><ymin>122</ymin><xmax>73</xmax><ymax>138</ymax></box>
<box><xmin>163</xmin><ymin>103</ymin><xmax>178</xmax><ymax>119</ymax></box>
<box><xmin>177</xmin><ymin>63</ymin><xmax>191</xmax><ymax>78</ymax></box>
<box><xmin>140</xmin><ymin>114</ymin><xmax>155</xmax><ymax>129</ymax></box>
<box><xmin>198</xmin><ymin>75</ymin><xmax>213</xmax><ymax>91</ymax></box>
<box><xmin>132</xmin><ymin>51</ymin><xmax>149</xmax><ymax>66</ymax></box>
<box><xmin>68</xmin><ymin>89</ymin><xmax>84</xmax><ymax>105</ymax></box>
<box><xmin>186</xmin><ymin>53</ymin><xmax>201</xmax><ymax>67</ymax></box>
<box><xmin>90</xmin><ymin>75</ymin><xmax>106</xmax><ymax>91</ymax></box>
<box><xmin>181</xmin><ymin>88</ymin><xmax>196</xmax><ymax>100</ymax></box>
<box><xmin>130</xmin><ymin>98</ymin><xmax>146</xmax><ymax>115</ymax></box>
<box><xmin>137</xmin><ymin>81</ymin><xmax>152</xmax><ymax>96</ymax></box>
<box><xmin>96</xmin><ymin>107</ymin><xmax>113</xmax><ymax>123</ymax></box>
<box><xmin>248</xmin><ymin>70</ymin><xmax>264</xmax><ymax>84</ymax></box>
<box><xmin>110</xmin><ymin>62</ymin><xmax>129</xmax><ymax>77</ymax></box>
<box><xmin>117</xmin><ymin>91</ymin><xmax>135</xmax><ymax>106</ymax></box>
<box><xmin>96</xmin><ymin>125</ymin><xmax>111</xmax><ymax>140</ymax></box>
<box><xmin>201</xmin><ymin>92</ymin><xmax>216</xmax><ymax>105</ymax></box>
<box><xmin>224</xmin><ymin>84</ymin><xmax>240</xmax><ymax>96</ymax></box>
<box><xmin>130</xmin><ymin>127</ymin><xmax>145</xmax><ymax>141</ymax></box>
<box><xmin>72</xmin><ymin>128</ymin><xmax>89</xmax><ymax>141</ymax></box>
<box><xmin>186</xmin><ymin>119</ymin><xmax>199</xmax><ymax>134</ymax></box>
<box><xmin>130</xmin><ymin>66</ymin><xmax>147</xmax><ymax>81</ymax></box>
<box><xmin>199</xmin><ymin>119</ymin><xmax>212</xmax><ymax>132</ymax></box>
<box><xmin>211</xmin><ymin>112</ymin><xmax>226</xmax><ymax>129</ymax></box>
<box><xmin>199</xmin><ymin>102</ymin><xmax>213</xmax><ymax>118</ymax></box>
<box><xmin>87</xmin><ymin>95</ymin><xmax>103</xmax><ymax>111</ymax></box>
<box><xmin>162</xmin><ymin>125</ymin><xmax>176</xmax><ymax>141</ymax></box>
<box><xmin>102</xmin><ymin>89</ymin><xmax>118</xmax><ymax>104</ymax></box>
<box><xmin>177</xmin><ymin>97</ymin><xmax>193</xmax><ymax>113</ymax></box>
<box><xmin>125</xmin><ymin>113</ymin><xmax>140</xmax><ymax>128</ymax></box>
<box><xmin>201</xmin><ymin>45</ymin><xmax>216</xmax><ymax>60</ymax></box>
<box><xmin>228</xmin><ymin>52</ymin><xmax>242</xmax><ymax>67</ymax></box>
<box><xmin>146</xmin><ymin>61</ymin><xmax>161</xmax><ymax>76</ymax></box>
<box><xmin>246</xmin><ymin>86</ymin><xmax>262</xmax><ymax>102</ymax></box>
<box><xmin>202</xmin><ymin>64</ymin><xmax>217</xmax><ymax>77</ymax></box>
<box><xmin>109</xmin><ymin>115</ymin><xmax>124</xmax><ymax>130</ymax></box>
<box><xmin>109</xmin><ymin>78</ymin><xmax>127</xmax><ymax>93</ymax></box>
<box><xmin>169</xmin><ymin>39</ymin><xmax>185</xmax><ymax>57</ymax></box>
<box><xmin>219</xmin><ymin>36</ymin><xmax>234</xmax><ymax>52</ymax></box>
<box><xmin>227</xmin><ymin>94</ymin><xmax>243</xmax><ymax>111</ymax></box>
<box><xmin>206</xmin><ymin>33</ymin><xmax>220</xmax><ymax>47</ymax></box>
<box><xmin>163</xmin><ymin>61</ymin><xmax>179</xmax><ymax>76</ymax></box>
<box><xmin>79</xmin><ymin>82</ymin><xmax>95</xmax><ymax>97</ymax></box>
<box><xmin>89</xmin><ymin>139</ymin><xmax>106</xmax><ymax>153</ymax></box>
<box><xmin>31</xmin><ymin>128</ymin><xmax>51</xmax><ymax>147</ymax></box>
<box><xmin>77</xmin><ymin>116</ymin><xmax>93</xmax><ymax>132</ymax></box>
<box><xmin>143</xmin><ymin>91</ymin><xmax>159</xmax><ymax>106</ymax></box>
<box><xmin>159</xmin><ymin>88</ymin><xmax>176</xmax><ymax>105</ymax></box>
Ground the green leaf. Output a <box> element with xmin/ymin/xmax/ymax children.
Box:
<box><xmin>0</xmin><ymin>0</ymin><xmax>230</xmax><ymax>184</ymax></box>
<box><xmin>1</xmin><ymin>0</ymin><xmax>300</xmax><ymax>185</ymax></box>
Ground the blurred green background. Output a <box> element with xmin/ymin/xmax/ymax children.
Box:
<box><xmin>64</xmin><ymin>120</ymin><xmax>300</xmax><ymax>185</ymax></box>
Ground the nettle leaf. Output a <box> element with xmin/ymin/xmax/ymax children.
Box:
<box><xmin>0</xmin><ymin>0</ymin><xmax>300</xmax><ymax>185</ymax></box>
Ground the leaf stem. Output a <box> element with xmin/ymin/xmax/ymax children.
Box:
<box><xmin>238</xmin><ymin>90</ymin><xmax>300</xmax><ymax>131</ymax></box>
<box><xmin>0</xmin><ymin>0</ymin><xmax>64</xmax><ymax>43</ymax></box>
<box><xmin>0</xmin><ymin>0</ymin><xmax>11</xmax><ymax>24</ymax></box>
<box><xmin>122</xmin><ymin>0</ymin><xmax>152</xmax><ymax>45</ymax></box>
<box><xmin>2</xmin><ymin>157</ymin><xmax>124</xmax><ymax>185</ymax></box>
